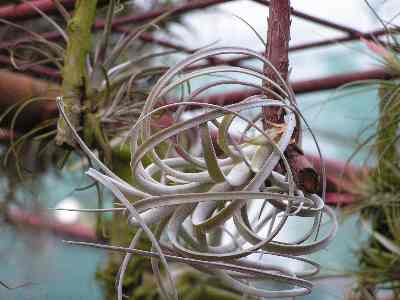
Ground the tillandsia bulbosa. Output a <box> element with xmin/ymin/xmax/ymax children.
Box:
<box><xmin>57</xmin><ymin>46</ymin><xmax>338</xmax><ymax>299</ymax></box>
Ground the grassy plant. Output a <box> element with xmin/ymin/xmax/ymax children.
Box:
<box><xmin>343</xmin><ymin>12</ymin><xmax>400</xmax><ymax>298</ymax></box>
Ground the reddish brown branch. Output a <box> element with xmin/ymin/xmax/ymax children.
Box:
<box><xmin>262</xmin><ymin>0</ymin><xmax>319</xmax><ymax>193</ymax></box>
<box><xmin>97</xmin><ymin>0</ymin><xmax>233</xmax><ymax>28</ymax></box>
<box><xmin>325</xmin><ymin>193</ymin><xmax>355</xmax><ymax>205</ymax></box>
<box><xmin>0</xmin><ymin>0</ymin><xmax>76</xmax><ymax>20</ymax></box>
<box><xmin>263</xmin><ymin>0</ymin><xmax>291</xmax><ymax>124</ymax></box>
<box><xmin>289</xmin><ymin>28</ymin><xmax>386</xmax><ymax>51</ymax></box>
<box><xmin>286</xmin><ymin>145</ymin><xmax>319</xmax><ymax>193</ymax></box>
<box><xmin>0</xmin><ymin>66</ymin><xmax>392</xmax><ymax>131</ymax></box>
<box><xmin>0</xmin><ymin>70</ymin><xmax>59</xmax><ymax>132</ymax></box>
<box><xmin>0</xmin><ymin>0</ymin><xmax>231</xmax><ymax>48</ymax></box>
<box><xmin>6</xmin><ymin>206</ymin><xmax>97</xmax><ymax>241</ymax></box>
<box><xmin>253</xmin><ymin>0</ymin><xmax>363</xmax><ymax>36</ymax></box>
<box><xmin>0</xmin><ymin>67</ymin><xmax>391</xmax><ymax>133</ymax></box>
<box><xmin>1</xmin><ymin>29</ymin><xmax>389</xmax><ymax>82</ymax></box>
<box><xmin>193</xmin><ymin>28</ymin><xmax>388</xmax><ymax>69</ymax></box>
<box><xmin>113</xmin><ymin>26</ymin><xmax>226</xmax><ymax>65</ymax></box>
<box><xmin>0</xmin><ymin>1</ymin><xmax>390</xmax><ymax>81</ymax></box>
<box><xmin>194</xmin><ymin>68</ymin><xmax>393</xmax><ymax>106</ymax></box>
<box><xmin>0</xmin><ymin>54</ymin><xmax>60</xmax><ymax>80</ymax></box>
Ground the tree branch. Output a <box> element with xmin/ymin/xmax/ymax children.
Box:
<box><xmin>263</xmin><ymin>0</ymin><xmax>319</xmax><ymax>193</ymax></box>
<box><xmin>263</xmin><ymin>0</ymin><xmax>291</xmax><ymax>125</ymax></box>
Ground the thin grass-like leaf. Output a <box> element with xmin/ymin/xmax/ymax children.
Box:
<box><xmin>22</xmin><ymin>0</ymin><xmax>68</xmax><ymax>42</ymax></box>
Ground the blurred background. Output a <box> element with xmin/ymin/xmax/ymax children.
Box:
<box><xmin>0</xmin><ymin>0</ymin><xmax>398</xmax><ymax>299</ymax></box>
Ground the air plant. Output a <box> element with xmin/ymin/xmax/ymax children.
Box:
<box><xmin>341</xmin><ymin>13</ymin><xmax>400</xmax><ymax>298</ymax></box>
<box><xmin>55</xmin><ymin>45</ymin><xmax>337</xmax><ymax>299</ymax></box>
<box><xmin>0</xmin><ymin>0</ymin><xmax>176</xmax><ymax>229</ymax></box>
<box><xmin>0</xmin><ymin>0</ymin><xmax>175</xmax><ymax>164</ymax></box>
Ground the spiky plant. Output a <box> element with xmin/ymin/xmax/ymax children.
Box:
<box><xmin>0</xmin><ymin>0</ymin><xmax>180</xmax><ymax>297</ymax></box>
<box><xmin>0</xmin><ymin>0</ymin><xmax>175</xmax><ymax>225</ymax></box>
<box><xmin>343</xmin><ymin>20</ymin><xmax>400</xmax><ymax>299</ymax></box>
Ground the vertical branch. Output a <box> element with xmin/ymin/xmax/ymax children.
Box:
<box><xmin>263</xmin><ymin>0</ymin><xmax>319</xmax><ymax>193</ymax></box>
<box><xmin>263</xmin><ymin>0</ymin><xmax>290</xmax><ymax>125</ymax></box>
<box><xmin>263</xmin><ymin>0</ymin><xmax>291</xmax><ymax>97</ymax></box>
<box><xmin>55</xmin><ymin>0</ymin><xmax>98</xmax><ymax>147</ymax></box>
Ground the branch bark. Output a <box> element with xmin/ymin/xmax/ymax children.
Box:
<box><xmin>263</xmin><ymin>0</ymin><xmax>319</xmax><ymax>193</ymax></box>
<box><xmin>0</xmin><ymin>0</ymin><xmax>76</xmax><ymax>20</ymax></box>
<box><xmin>0</xmin><ymin>70</ymin><xmax>59</xmax><ymax>132</ymax></box>
<box><xmin>263</xmin><ymin>0</ymin><xmax>291</xmax><ymax>125</ymax></box>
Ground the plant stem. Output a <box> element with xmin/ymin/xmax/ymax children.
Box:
<box><xmin>55</xmin><ymin>0</ymin><xmax>97</xmax><ymax>147</ymax></box>
<box><xmin>262</xmin><ymin>0</ymin><xmax>319</xmax><ymax>193</ymax></box>
<box><xmin>263</xmin><ymin>0</ymin><xmax>291</xmax><ymax>91</ymax></box>
<box><xmin>262</xmin><ymin>0</ymin><xmax>291</xmax><ymax>127</ymax></box>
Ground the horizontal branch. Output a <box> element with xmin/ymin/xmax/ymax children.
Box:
<box><xmin>0</xmin><ymin>0</ymin><xmax>364</xmax><ymax>35</ymax></box>
<box><xmin>2</xmin><ymin>0</ymin><xmax>379</xmax><ymax>56</ymax></box>
<box><xmin>0</xmin><ymin>67</ymin><xmax>392</xmax><ymax>130</ymax></box>
<box><xmin>201</xmin><ymin>28</ymin><xmax>388</xmax><ymax>68</ymax></box>
<box><xmin>192</xmin><ymin>68</ymin><xmax>393</xmax><ymax>107</ymax></box>
<box><xmin>0</xmin><ymin>0</ymin><xmax>231</xmax><ymax>48</ymax></box>
<box><xmin>253</xmin><ymin>0</ymin><xmax>363</xmax><ymax>36</ymax></box>
<box><xmin>0</xmin><ymin>0</ymin><xmax>76</xmax><ymax>20</ymax></box>
<box><xmin>325</xmin><ymin>193</ymin><xmax>355</xmax><ymax>205</ymax></box>
<box><xmin>0</xmin><ymin>53</ymin><xmax>392</xmax><ymax>104</ymax></box>
<box><xmin>113</xmin><ymin>26</ymin><xmax>227</xmax><ymax>65</ymax></box>
<box><xmin>97</xmin><ymin>0</ymin><xmax>233</xmax><ymax>28</ymax></box>
<box><xmin>0</xmin><ymin>1</ymin><xmax>390</xmax><ymax>76</ymax></box>
<box><xmin>6</xmin><ymin>206</ymin><xmax>97</xmax><ymax>241</ymax></box>
<box><xmin>0</xmin><ymin>70</ymin><xmax>59</xmax><ymax>131</ymax></box>
<box><xmin>0</xmin><ymin>54</ymin><xmax>60</xmax><ymax>79</ymax></box>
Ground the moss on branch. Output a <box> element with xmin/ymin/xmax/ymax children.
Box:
<box><xmin>56</xmin><ymin>0</ymin><xmax>98</xmax><ymax>147</ymax></box>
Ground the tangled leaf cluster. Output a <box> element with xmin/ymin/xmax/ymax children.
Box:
<box><xmin>58</xmin><ymin>47</ymin><xmax>337</xmax><ymax>299</ymax></box>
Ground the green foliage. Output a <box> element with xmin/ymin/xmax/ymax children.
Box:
<box><xmin>55</xmin><ymin>0</ymin><xmax>98</xmax><ymax>147</ymax></box>
<box><xmin>347</xmin><ymin>31</ymin><xmax>400</xmax><ymax>298</ymax></box>
<box><xmin>373</xmin><ymin>83</ymin><xmax>400</xmax><ymax>188</ymax></box>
